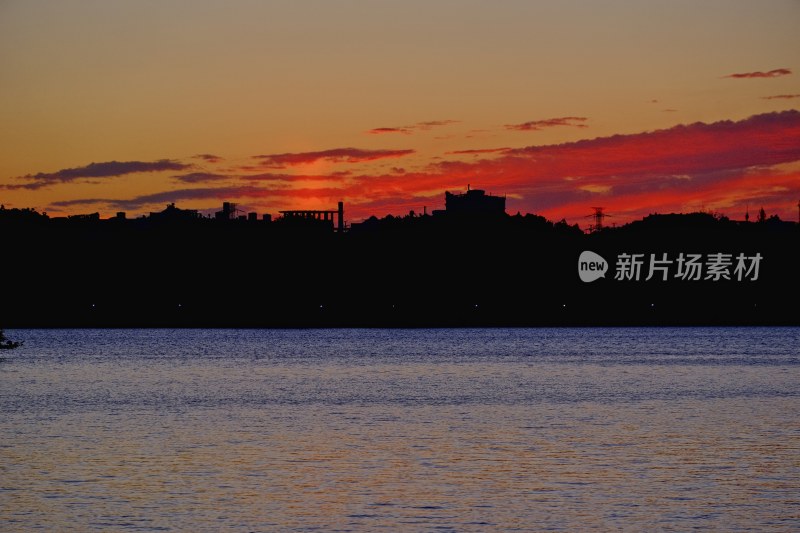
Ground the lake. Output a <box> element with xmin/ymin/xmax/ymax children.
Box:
<box><xmin>1</xmin><ymin>328</ymin><xmax>798</xmax><ymax>531</ymax></box>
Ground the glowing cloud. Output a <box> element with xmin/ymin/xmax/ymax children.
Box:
<box><xmin>41</xmin><ymin>111</ymin><xmax>800</xmax><ymax>224</ymax></box>
<box><xmin>579</xmin><ymin>184</ymin><xmax>612</xmax><ymax>194</ymax></box>
<box><xmin>346</xmin><ymin>111</ymin><xmax>800</xmax><ymax>221</ymax></box>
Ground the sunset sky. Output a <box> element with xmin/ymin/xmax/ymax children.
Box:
<box><xmin>1</xmin><ymin>0</ymin><xmax>799</xmax><ymax>225</ymax></box>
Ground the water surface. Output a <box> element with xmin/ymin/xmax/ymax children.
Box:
<box><xmin>1</xmin><ymin>328</ymin><xmax>798</xmax><ymax>531</ymax></box>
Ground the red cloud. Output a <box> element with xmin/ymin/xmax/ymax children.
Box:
<box><xmin>505</xmin><ymin>117</ymin><xmax>588</xmax><ymax>131</ymax></box>
<box><xmin>47</xmin><ymin>111</ymin><xmax>800</xmax><ymax>225</ymax></box>
<box><xmin>253</xmin><ymin>148</ymin><xmax>415</xmax><ymax>166</ymax></box>
<box><xmin>725</xmin><ymin>68</ymin><xmax>791</xmax><ymax>79</ymax></box>
<box><xmin>345</xmin><ymin>110</ymin><xmax>800</xmax><ymax>221</ymax></box>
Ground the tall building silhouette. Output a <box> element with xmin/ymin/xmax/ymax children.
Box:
<box><xmin>442</xmin><ymin>186</ymin><xmax>506</xmax><ymax>215</ymax></box>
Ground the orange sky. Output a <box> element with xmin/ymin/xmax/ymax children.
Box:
<box><xmin>1</xmin><ymin>1</ymin><xmax>798</xmax><ymax>225</ymax></box>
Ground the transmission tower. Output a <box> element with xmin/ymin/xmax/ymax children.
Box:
<box><xmin>586</xmin><ymin>207</ymin><xmax>611</xmax><ymax>232</ymax></box>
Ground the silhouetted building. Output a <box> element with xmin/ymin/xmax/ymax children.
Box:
<box><xmin>215</xmin><ymin>202</ymin><xmax>237</xmax><ymax>220</ymax></box>
<box><xmin>248</xmin><ymin>212</ymin><xmax>258</xmax><ymax>222</ymax></box>
<box><xmin>279</xmin><ymin>201</ymin><xmax>345</xmax><ymax>232</ymax></box>
<box><xmin>68</xmin><ymin>212</ymin><xmax>101</xmax><ymax>221</ymax></box>
<box><xmin>432</xmin><ymin>186</ymin><xmax>506</xmax><ymax>216</ymax></box>
<box><xmin>149</xmin><ymin>203</ymin><xmax>199</xmax><ymax>221</ymax></box>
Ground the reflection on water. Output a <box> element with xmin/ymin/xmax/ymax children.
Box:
<box><xmin>1</xmin><ymin>328</ymin><xmax>798</xmax><ymax>531</ymax></box>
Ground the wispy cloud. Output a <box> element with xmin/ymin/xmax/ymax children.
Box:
<box><xmin>415</xmin><ymin>120</ymin><xmax>460</xmax><ymax>130</ymax></box>
<box><xmin>49</xmin><ymin>185</ymin><xmax>355</xmax><ymax>212</ymax></box>
<box><xmin>240</xmin><ymin>172</ymin><xmax>348</xmax><ymax>183</ymax></box>
<box><xmin>172</xmin><ymin>172</ymin><xmax>232</xmax><ymax>184</ymax></box>
<box><xmin>50</xmin><ymin>187</ymin><xmax>266</xmax><ymax>210</ymax></box>
<box><xmin>172</xmin><ymin>169</ymin><xmax>352</xmax><ymax>184</ymax></box>
<box><xmin>445</xmin><ymin>148</ymin><xmax>510</xmax><ymax>155</ymax></box>
<box><xmin>505</xmin><ymin>117</ymin><xmax>588</xmax><ymax>131</ymax></box>
<box><xmin>193</xmin><ymin>154</ymin><xmax>224</xmax><ymax>163</ymax></box>
<box><xmin>761</xmin><ymin>94</ymin><xmax>800</xmax><ymax>100</ymax></box>
<box><xmin>365</xmin><ymin>120</ymin><xmax>459</xmax><ymax>135</ymax></box>
<box><xmin>48</xmin><ymin>198</ymin><xmax>119</xmax><ymax>208</ymax></box>
<box><xmin>9</xmin><ymin>159</ymin><xmax>190</xmax><ymax>190</ymax></box>
<box><xmin>724</xmin><ymin>68</ymin><xmax>791</xmax><ymax>79</ymax></box>
<box><xmin>253</xmin><ymin>148</ymin><xmax>415</xmax><ymax>167</ymax></box>
<box><xmin>3</xmin><ymin>182</ymin><xmax>49</xmax><ymax>191</ymax></box>
<box><xmin>366</xmin><ymin>127</ymin><xmax>413</xmax><ymax>135</ymax></box>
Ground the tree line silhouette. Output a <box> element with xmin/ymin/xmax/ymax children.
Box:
<box><xmin>1</xmin><ymin>204</ymin><xmax>797</xmax><ymax>327</ymax></box>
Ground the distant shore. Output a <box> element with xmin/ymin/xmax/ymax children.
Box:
<box><xmin>2</xmin><ymin>208</ymin><xmax>797</xmax><ymax>328</ymax></box>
